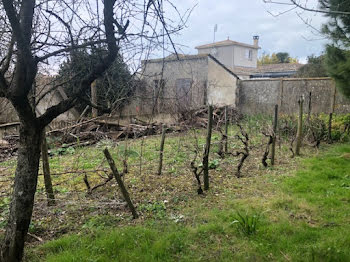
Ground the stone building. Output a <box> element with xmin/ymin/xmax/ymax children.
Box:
<box><xmin>121</xmin><ymin>36</ymin><xmax>350</xmax><ymax>120</ymax></box>
<box><xmin>121</xmin><ymin>54</ymin><xmax>239</xmax><ymax>122</ymax></box>
<box><xmin>195</xmin><ymin>36</ymin><xmax>304</xmax><ymax>79</ymax></box>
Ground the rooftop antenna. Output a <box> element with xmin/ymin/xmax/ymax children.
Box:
<box><xmin>213</xmin><ymin>24</ymin><xmax>217</xmax><ymax>43</ymax></box>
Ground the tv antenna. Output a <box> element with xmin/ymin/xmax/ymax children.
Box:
<box><xmin>213</xmin><ymin>24</ymin><xmax>217</xmax><ymax>43</ymax></box>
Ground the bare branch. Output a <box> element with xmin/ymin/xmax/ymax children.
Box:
<box><xmin>0</xmin><ymin>35</ymin><xmax>15</xmax><ymax>74</ymax></box>
<box><xmin>263</xmin><ymin>0</ymin><xmax>350</xmax><ymax>15</ymax></box>
<box><xmin>290</xmin><ymin>0</ymin><xmax>350</xmax><ymax>15</ymax></box>
<box><xmin>36</xmin><ymin>39</ymin><xmax>108</xmax><ymax>62</ymax></box>
<box><xmin>38</xmin><ymin>0</ymin><xmax>119</xmax><ymax>127</ymax></box>
<box><xmin>44</xmin><ymin>9</ymin><xmax>75</xmax><ymax>49</ymax></box>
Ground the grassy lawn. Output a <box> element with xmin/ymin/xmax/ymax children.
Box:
<box><xmin>24</xmin><ymin>143</ymin><xmax>350</xmax><ymax>262</ymax></box>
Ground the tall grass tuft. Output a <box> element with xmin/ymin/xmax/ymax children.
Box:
<box><xmin>231</xmin><ymin>211</ymin><xmax>261</xmax><ymax>236</ymax></box>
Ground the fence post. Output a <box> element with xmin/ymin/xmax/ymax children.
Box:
<box><xmin>328</xmin><ymin>113</ymin><xmax>333</xmax><ymax>143</ymax></box>
<box><xmin>307</xmin><ymin>91</ymin><xmax>312</xmax><ymax>123</ymax></box>
<box><xmin>91</xmin><ymin>80</ymin><xmax>98</xmax><ymax>117</ymax></box>
<box><xmin>295</xmin><ymin>96</ymin><xmax>304</xmax><ymax>156</ymax></box>
<box><xmin>203</xmin><ymin>105</ymin><xmax>213</xmax><ymax>191</ymax></box>
<box><xmin>104</xmin><ymin>148</ymin><xmax>138</xmax><ymax>219</ymax></box>
<box><xmin>157</xmin><ymin>125</ymin><xmax>167</xmax><ymax>175</ymax></box>
<box><xmin>271</xmin><ymin>104</ymin><xmax>278</xmax><ymax>165</ymax></box>
<box><xmin>224</xmin><ymin>106</ymin><xmax>228</xmax><ymax>153</ymax></box>
<box><xmin>328</xmin><ymin>82</ymin><xmax>336</xmax><ymax>143</ymax></box>
<box><xmin>41</xmin><ymin>130</ymin><xmax>55</xmax><ymax>206</ymax></box>
<box><xmin>279</xmin><ymin>79</ymin><xmax>284</xmax><ymax>109</ymax></box>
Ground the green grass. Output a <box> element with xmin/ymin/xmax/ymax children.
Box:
<box><xmin>25</xmin><ymin>143</ymin><xmax>350</xmax><ymax>261</ymax></box>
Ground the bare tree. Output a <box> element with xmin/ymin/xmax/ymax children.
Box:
<box><xmin>0</xmin><ymin>0</ymin><xmax>188</xmax><ymax>261</ymax></box>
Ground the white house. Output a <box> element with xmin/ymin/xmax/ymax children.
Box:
<box><xmin>195</xmin><ymin>36</ymin><xmax>260</xmax><ymax>79</ymax></box>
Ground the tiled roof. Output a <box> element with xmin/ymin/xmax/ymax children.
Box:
<box><xmin>230</xmin><ymin>63</ymin><xmax>304</xmax><ymax>76</ymax></box>
<box><xmin>143</xmin><ymin>53</ymin><xmax>209</xmax><ymax>63</ymax></box>
<box><xmin>230</xmin><ymin>66</ymin><xmax>257</xmax><ymax>76</ymax></box>
<box><xmin>195</xmin><ymin>39</ymin><xmax>259</xmax><ymax>50</ymax></box>
<box><xmin>256</xmin><ymin>63</ymin><xmax>304</xmax><ymax>73</ymax></box>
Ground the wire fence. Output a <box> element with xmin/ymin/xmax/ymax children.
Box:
<box><xmin>0</xmin><ymin>106</ymin><xmax>349</xmax><ymax>229</ymax></box>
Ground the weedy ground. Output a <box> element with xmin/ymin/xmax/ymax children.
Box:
<box><xmin>0</xmin><ymin>116</ymin><xmax>350</xmax><ymax>261</ymax></box>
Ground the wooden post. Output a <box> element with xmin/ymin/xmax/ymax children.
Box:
<box><xmin>328</xmin><ymin>82</ymin><xmax>336</xmax><ymax>143</ymax></box>
<box><xmin>331</xmin><ymin>80</ymin><xmax>337</xmax><ymax>114</ymax></box>
<box><xmin>91</xmin><ymin>80</ymin><xmax>98</xmax><ymax>117</ymax></box>
<box><xmin>41</xmin><ymin>130</ymin><xmax>55</xmax><ymax>206</ymax></box>
<box><xmin>104</xmin><ymin>148</ymin><xmax>138</xmax><ymax>219</ymax></box>
<box><xmin>279</xmin><ymin>79</ymin><xmax>284</xmax><ymax>109</ymax></box>
<box><xmin>271</xmin><ymin>104</ymin><xmax>278</xmax><ymax>165</ymax></box>
<box><xmin>328</xmin><ymin>113</ymin><xmax>333</xmax><ymax>143</ymax></box>
<box><xmin>224</xmin><ymin>106</ymin><xmax>229</xmax><ymax>153</ymax></box>
<box><xmin>139</xmin><ymin>137</ymin><xmax>144</xmax><ymax>177</ymax></box>
<box><xmin>307</xmin><ymin>91</ymin><xmax>312</xmax><ymax>123</ymax></box>
<box><xmin>295</xmin><ymin>96</ymin><xmax>304</xmax><ymax>156</ymax></box>
<box><xmin>203</xmin><ymin>105</ymin><xmax>213</xmax><ymax>191</ymax></box>
<box><xmin>157</xmin><ymin>125</ymin><xmax>167</xmax><ymax>175</ymax></box>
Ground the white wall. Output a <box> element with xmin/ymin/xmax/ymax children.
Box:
<box><xmin>198</xmin><ymin>44</ymin><xmax>258</xmax><ymax>69</ymax></box>
<box><xmin>198</xmin><ymin>46</ymin><xmax>234</xmax><ymax>69</ymax></box>
<box><xmin>233</xmin><ymin>45</ymin><xmax>258</xmax><ymax>68</ymax></box>
<box><xmin>207</xmin><ymin>57</ymin><xmax>238</xmax><ymax>106</ymax></box>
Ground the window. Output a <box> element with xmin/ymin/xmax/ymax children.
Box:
<box><xmin>245</xmin><ymin>49</ymin><xmax>253</xmax><ymax>61</ymax></box>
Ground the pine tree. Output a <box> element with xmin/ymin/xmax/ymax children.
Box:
<box><xmin>321</xmin><ymin>0</ymin><xmax>350</xmax><ymax>98</ymax></box>
<box><xmin>325</xmin><ymin>45</ymin><xmax>350</xmax><ymax>98</ymax></box>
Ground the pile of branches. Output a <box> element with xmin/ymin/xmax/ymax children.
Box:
<box><xmin>0</xmin><ymin>106</ymin><xmax>242</xmax><ymax>161</ymax></box>
<box><xmin>48</xmin><ymin>117</ymin><xmax>170</xmax><ymax>148</ymax></box>
<box><xmin>178</xmin><ymin>106</ymin><xmax>242</xmax><ymax>128</ymax></box>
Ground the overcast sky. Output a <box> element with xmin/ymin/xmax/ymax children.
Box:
<box><xmin>163</xmin><ymin>0</ymin><xmax>329</xmax><ymax>63</ymax></box>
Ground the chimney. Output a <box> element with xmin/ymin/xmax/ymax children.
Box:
<box><xmin>253</xmin><ymin>35</ymin><xmax>259</xmax><ymax>47</ymax></box>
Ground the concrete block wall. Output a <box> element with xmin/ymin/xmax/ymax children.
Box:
<box><xmin>238</xmin><ymin>78</ymin><xmax>350</xmax><ymax>115</ymax></box>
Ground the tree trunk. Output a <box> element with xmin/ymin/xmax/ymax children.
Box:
<box><xmin>1</xmin><ymin>123</ymin><xmax>42</xmax><ymax>262</ymax></box>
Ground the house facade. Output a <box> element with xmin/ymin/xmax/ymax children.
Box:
<box><xmin>121</xmin><ymin>54</ymin><xmax>239</xmax><ymax>122</ymax></box>
<box><xmin>195</xmin><ymin>36</ymin><xmax>260</xmax><ymax>79</ymax></box>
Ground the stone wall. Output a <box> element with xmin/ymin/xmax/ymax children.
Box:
<box><xmin>0</xmin><ymin>99</ymin><xmax>17</xmax><ymax>123</ymax></box>
<box><xmin>121</xmin><ymin>55</ymin><xmax>209</xmax><ymax>121</ymax></box>
<box><xmin>238</xmin><ymin>78</ymin><xmax>350</xmax><ymax>115</ymax></box>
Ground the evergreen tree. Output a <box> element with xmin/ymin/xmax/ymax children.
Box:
<box><xmin>321</xmin><ymin>0</ymin><xmax>350</xmax><ymax>97</ymax></box>
<box><xmin>296</xmin><ymin>54</ymin><xmax>328</xmax><ymax>77</ymax></box>
<box><xmin>325</xmin><ymin>45</ymin><xmax>350</xmax><ymax>97</ymax></box>
<box><xmin>58</xmin><ymin>47</ymin><xmax>133</xmax><ymax>113</ymax></box>
<box><xmin>276</xmin><ymin>52</ymin><xmax>290</xmax><ymax>63</ymax></box>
